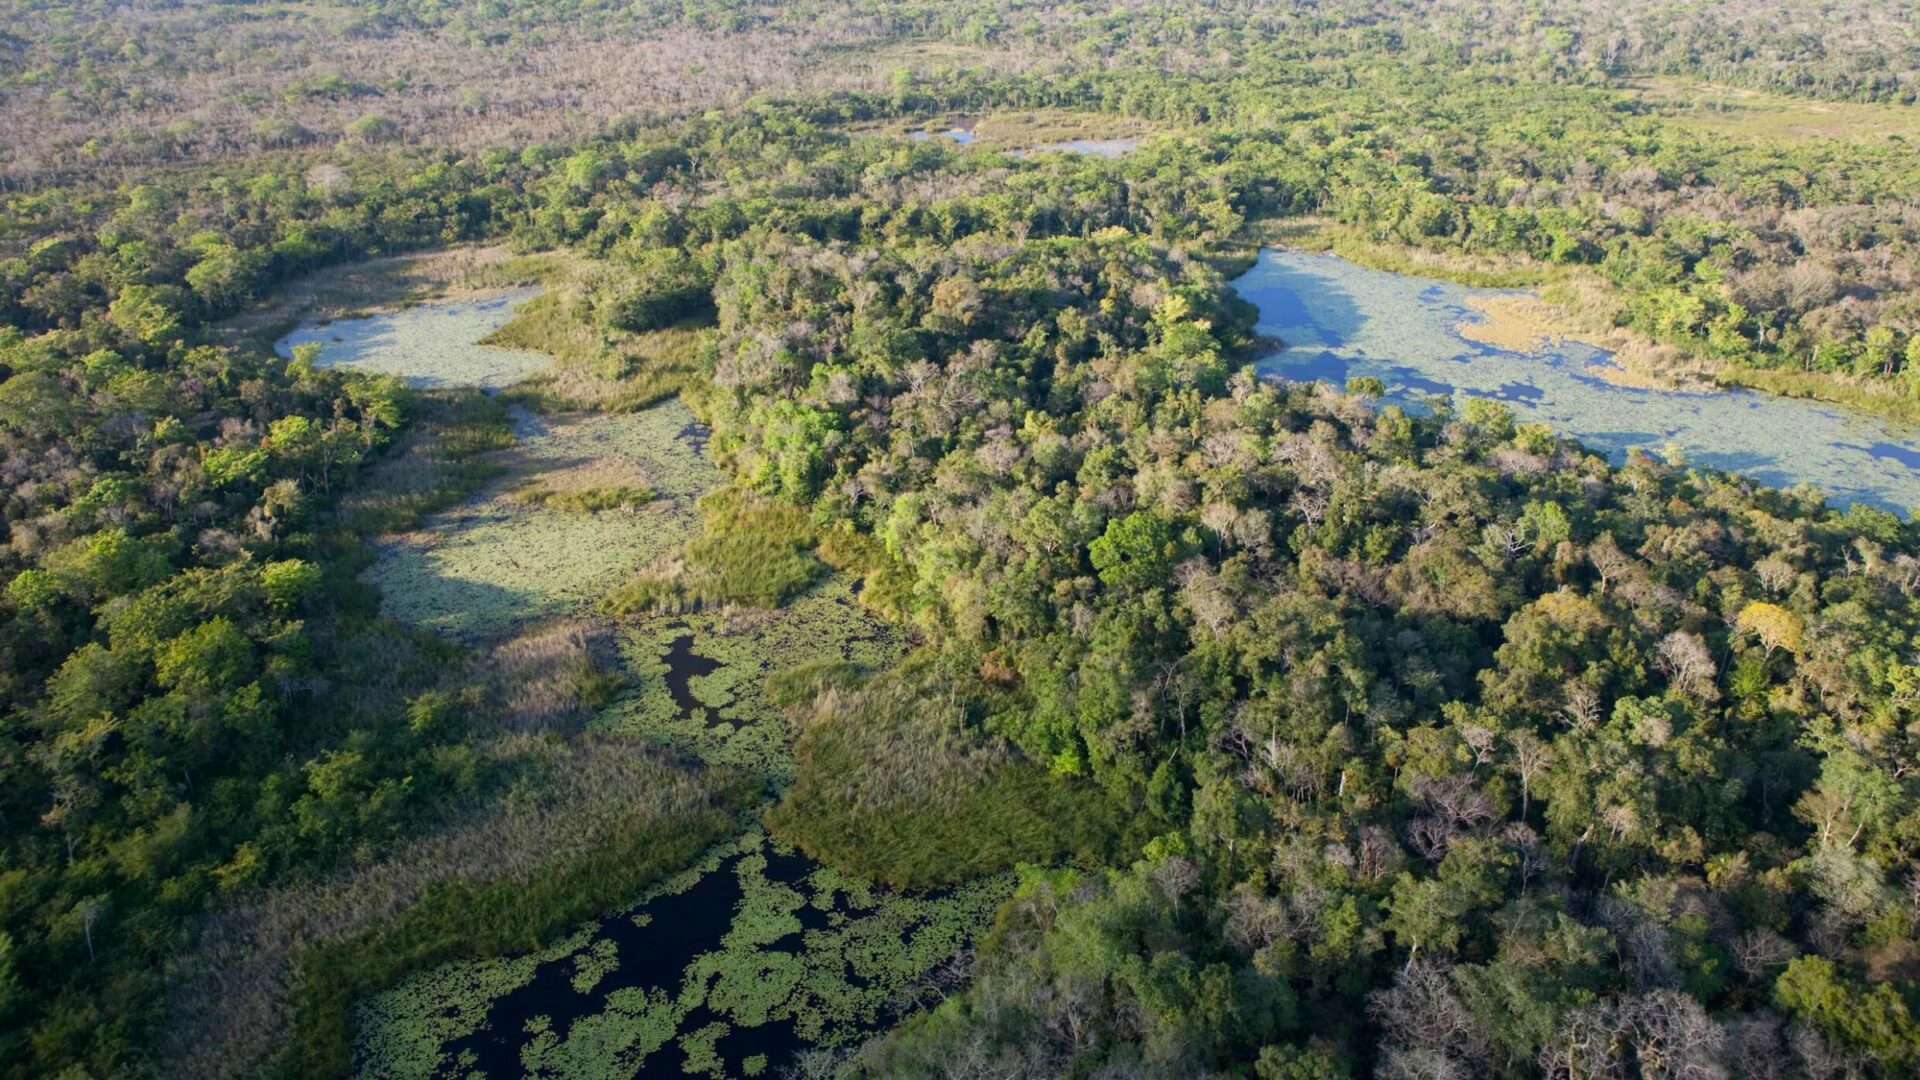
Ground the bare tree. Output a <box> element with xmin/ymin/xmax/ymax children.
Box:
<box><xmin>1655</xmin><ymin>631</ymin><xmax>1719</xmax><ymax>702</ymax></box>
<box><xmin>1538</xmin><ymin>991</ymin><xmax>1727</xmax><ymax>1080</ymax></box>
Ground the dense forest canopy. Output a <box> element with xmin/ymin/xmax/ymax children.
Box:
<box><xmin>3</xmin><ymin>2</ymin><xmax>1920</xmax><ymax>1078</ymax></box>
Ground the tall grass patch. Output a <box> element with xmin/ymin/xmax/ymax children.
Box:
<box><xmin>274</xmin><ymin>751</ymin><xmax>756</xmax><ymax>1079</ymax></box>
<box><xmin>487</xmin><ymin>257</ymin><xmax>713</xmax><ymax>412</ymax></box>
<box><xmin>606</xmin><ymin>487</ymin><xmax>831</xmax><ymax>614</ymax></box>
<box><xmin>767</xmin><ymin>652</ymin><xmax>1156</xmax><ymax>889</ymax></box>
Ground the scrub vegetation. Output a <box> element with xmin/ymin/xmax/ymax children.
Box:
<box><xmin>7</xmin><ymin>3</ymin><xmax>1920</xmax><ymax>1079</ymax></box>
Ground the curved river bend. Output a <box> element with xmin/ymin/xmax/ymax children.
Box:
<box><xmin>1239</xmin><ymin>249</ymin><xmax>1920</xmax><ymax>515</ymax></box>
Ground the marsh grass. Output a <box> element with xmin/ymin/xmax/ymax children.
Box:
<box><xmin>159</xmin><ymin>620</ymin><xmax>640</xmax><ymax>1077</ymax></box>
<box><xmin>767</xmin><ymin>652</ymin><xmax>1156</xmax><ymax>889</ymax></box>
<box><xmin>278</xmin><ymin>756</ymin><xmax>755</xmax><ymax>1079</ymax></box>
<box><xmin>164</xmin><ymin>734</ymin><xmax>747</xmax><ymax>1080</ymax></box>
<box><xmin>508</xmin><ymin>482</ymin><xmax>656</xmax><ymax>514</ymax></box>
<box><xmin>334</xmin><ymin>390</ymin><xmax>518</xmax><ymax>536</ymax></box>
<box><xmin>480</xmin><ymin>619</ymin><xmax>629</xmax><ymax>735</ymax></box>
<box><xmin>606</xmin><ymin>487</ymin><xmax>829</xmax><ymax>615</ymax></box>
<box><xmin>488</xmin><ymin>259</ymin><xmax>712</xmax><ymax>412</ymax></box>
<box><xmin>1622</xmin><ymin>76</ymin><xmax>1920</xmax><ymax>145</ymax></box>
<box><xmin>1718</xmin><ymin>365</ymin><xmax>1920</xmax><ymax>425</ymax></box>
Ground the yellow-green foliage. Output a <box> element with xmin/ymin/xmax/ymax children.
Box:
<box><xmin>1716</xmin><ymin>364</ymin><xmax>1920</xmax><ymax>424</ymax></box>
<box><xmin>510</xmin><ymin>482</ymin><xmax>655</xmax><ymax>514</ymax></box>
<box><xmin>487</xmin><ymin>260</ymin><xmax>710</xmax><ymax>412</ymax></box>
<box><xmin>606</xmin><ymin>487</ymin><xmax>827</xmax><ymax>614</ymax></box>
<box><xmin>1624</xmin><ymin>76</ymin><xmax>1920</xmax><ymax>145</ymax></box>
<box><xmin>334</xmin><ymin>391</ymin><xmax>517</xmax><ymax>536</ymax></box>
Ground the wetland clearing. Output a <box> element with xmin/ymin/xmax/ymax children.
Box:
<box><xmin>272</xmin><ymin>284</ymin><xmax>1008</xmax><ymax>1078</ymax></box>
<box><xmin>255</xmin><ymin>241</ymin><xmax>1920</xmax><ymax>1078</ymax></box>
<box><xmin>276</xmin><ymin>287</ymin><xmax>552</xmax><ymax>390</ymax></box>
<box><xmin>1241</xmin><ymin>248</ymin><xmax>1920</xmax><ymax>513</ymax></box>
<box><xmin>288</xmin><ymin>245</ymin><xmax>1920</xmax><ymax>1076</ymax></box>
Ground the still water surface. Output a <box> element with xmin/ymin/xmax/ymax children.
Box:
<box><xmin>1239</xmin><ymin>249</ymin><xmax>1920</xmax><ymax>514</ymax></box>
<box><xmin>275</xmin><ymin>287</ymin><xmax>547</xmax><ymax>390</ymax></box>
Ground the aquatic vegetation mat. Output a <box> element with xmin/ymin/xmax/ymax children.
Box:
<box><xmin>365</xmin><ymin>402</ymin><xmax>719</xmax><ymax>641</ymax></box>
<box><xmin>1240</xmin><ymin>248</ymin><xmax>1920</xmax><ymax>513</ymax></box>
<box><xmin>595</xmin><ymin>573</ymin><xmax>901</xmax><ymax>785</ymax></box>
<box><xmin>277</xmin><ymin>287</ymin><xmax>553</xmax><ymax>390</ymax></box>
<box><xmin>354</xmin><ymin>831</ymin><xmax>1013</xmax><ymax>1079</ymax></box>
<box><xmin>355</xmin><ymin>529</ymin><xmax>920</xmax><ymax>1076</ymax></box>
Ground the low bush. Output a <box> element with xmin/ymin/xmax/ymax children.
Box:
<box><xmin>606</xmin><ymin>487</ymin><xmax>826</xmax><ymax>614</ymax></box>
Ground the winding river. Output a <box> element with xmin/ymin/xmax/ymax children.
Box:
<box><xmin>1238</xmin><ymin>249</ymin><xmax>1920</xmax><ymax>514</ymax></box>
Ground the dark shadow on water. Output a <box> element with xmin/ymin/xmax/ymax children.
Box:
<box><xmin>661</xmin><ymin>634</ymin><xmax>723</xmax><ymax>722</ymax></box>
<box><xmin>1236</xmin><ymin>251</ymin><xmax>1369</xmax><ymax>348</ymax></box>
<box><xmin>1488</xmin><ymin>381</ymin><xmax>1545</xmax><ymax>403</ymax></box>
<box><xmin>366</xmin><ymin>540</ymin><xmax>547</xmax><ymax>646</ymax></box>
<box><xmin>1843</xmin><ymin>441</ymin><xmax>1920</xmax><ymax>469</ymax></box>
<box><xmin>677</xmin><ymin>422</ymin><xmax>712</xmax><ymax>455</ymax></box>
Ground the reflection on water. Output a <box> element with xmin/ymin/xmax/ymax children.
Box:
<box><xmin>1239</xmin><ymin>249</ymin><xmax>1920</xmax><ymax>514</ymax></box>
<box><xmin>275</xmin><ymin>286</ymin><xmax>548</xmax><ymax>390</ymax></box>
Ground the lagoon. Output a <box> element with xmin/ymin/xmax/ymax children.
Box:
<box><xmin>1239</xmin><ymin>249</ymin><xmax>1920</xmax><ymax>514</ymax></box>
<box><xmin>275</xmin><ymin>286</ymin><xmax>548</xmax><ymax>390</ymax></box>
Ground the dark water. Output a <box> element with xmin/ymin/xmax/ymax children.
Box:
<box><xmin>417</xmin><ymin>839</ymin><xmax>982</xmax><ymax>1079</ymax></box>
<box><xmin>1239</xmin><ymin>249</ymin><xmax>1920</xmax><ymax>515</ymax></box>
<box><xmin>660</xmin><ymin>633</ymin><xmax>723</xmax><ymax>722</ymax></box>
<box><xmin>438</xmin><ymin>846</ymin><xmax>826</xmax><ymax>1078</ymax></box>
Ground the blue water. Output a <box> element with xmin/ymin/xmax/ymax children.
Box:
<box><xmin>1238</xmin><ymin>249</ymin><xmax>1920</xmax><ymax>514</ymax></box>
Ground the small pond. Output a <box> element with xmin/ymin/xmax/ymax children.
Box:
<box><xmin>1239</xmin><ymin>249</ymin><xmax>1920</xmax><ymax>514</ymax></box>
<box><xmin>908</xmin><ymin>127</ymin><xmax>976</xmax><ymax>145</ymax></box>
<box><xmin>275</xmin><ymin>286</ymin><xmax>548</xmax><ymax>390</ymax></box>
<box><xmin>1011</xmin><ymin>136</ymin><xmax>1140</xmax><ymax>158</ymax></box>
